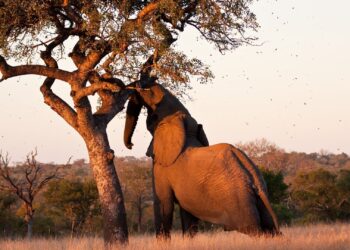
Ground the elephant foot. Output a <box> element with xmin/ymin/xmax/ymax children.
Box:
<box><xmin>156</xmin><ymin>230</ymin><xmax>171</xmax><ymax>241</ymax></box>
<box><xmin>261</xmin><ymin>228</ymin><xmax>283</xmax><ymax>237</ymax></box>
<box><xmin>237</xmin><ymin>226</ymin><xmax>282</xmax><ymax>238</ymax></box>
<box><xmin>180</xmin><ymin>207</ymin><xmax>199</xmax><ymax>238</ymax></box>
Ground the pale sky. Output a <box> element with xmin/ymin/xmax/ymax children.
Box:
<box><xmin>0</xmin><ymin>0</ymin><xmax>349</xmax><ymax>163</ymax></box>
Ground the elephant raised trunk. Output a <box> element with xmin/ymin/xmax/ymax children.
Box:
<box><xmin>124</xmin><ymin>94</ymin><xmax>142</xmax><ymax>149</ymax></box>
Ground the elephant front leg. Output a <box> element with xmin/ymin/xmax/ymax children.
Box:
<box><xmin>153</xmin><ymin>168</ymin><xmax>174</xmax><ymax>238</ymax></box>
<box><xmin>153</xmin><ymin>190</ymin><xmax>174</xmax><ymax>238</ymax></box>
<box><xmin>180</xmin><ymin>207</ymin><xmax>199</xmax><ymax>237</ymax></box>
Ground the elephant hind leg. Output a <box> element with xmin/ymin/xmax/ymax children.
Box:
<box><xmin>180</xmin><ymin>207</ymin><xmax>199</xmax><ymax>237</ymax></box>
<box><xmin>256</xmin><ymin>194</ymin><xmax>280</xmax><ymax>236</ymax></box>
<box><xmin>225</xmin><ymin>195</ymin><xmax>263</xmax><ymax>236</ymax></box>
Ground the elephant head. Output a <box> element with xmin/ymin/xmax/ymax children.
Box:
<box><xmin>124</xmin><ymin>80</ymin><xmax>209</xmax><ymax>166</ymax></box>
<box><xmin>123</xmin><ymin>80</ymin><xmax>168</xmax><ymax>150</ymax></box>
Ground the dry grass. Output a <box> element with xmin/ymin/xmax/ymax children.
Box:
<box><xmin>1</xmin><ymin>223</ymin><xmax>350</xmax><ymax>250</ymax></box>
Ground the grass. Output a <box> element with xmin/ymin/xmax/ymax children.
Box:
<box><xmin>1</xmin><ymin>223</ymin><xmax>350</xmax><ymax>250</ymax></box>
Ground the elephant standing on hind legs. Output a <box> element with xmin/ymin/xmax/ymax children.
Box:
<box><xmin>124</xmin><ymin>79</ymin><xmax>208</xmax><ymax>237</ymax></box>
<box><xmin>123</xmin><ymin>80</ymin><xmax>280</xmax><ymax>238</ymax></box>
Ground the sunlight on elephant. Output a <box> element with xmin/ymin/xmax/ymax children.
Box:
<box><xmin>123</xmin><ymin>80</ymin><xmax>280</xmax><ymax>238</ymax></box>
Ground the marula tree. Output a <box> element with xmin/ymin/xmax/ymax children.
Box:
<box><xmin>0</xmin><ymin>0</ymin><xmax>258</xmax><ymax>244</ymax></box>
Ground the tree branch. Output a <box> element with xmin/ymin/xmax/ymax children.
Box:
<box><xmin>94</xmin><ymin>89</ymin><xmax>131</xmax><ymax>126</ymax></box>
<box><xmin>0</xmin><ymin>56</ymin><xmax>72</xmax><ymax>82</ymax></box>
<box><xmin>136</xmin><ymin>1</ymin><xmax>160</xmax><ymax>26</ymax></box>
<box><xmin>40</xmin><ymin>86</ymin><xmax>79</xmax><ymax>129</ymax></box>
<box><xmin>0</xmin><ymin>154</ymin><xmax>29</xmax><ymax>203</ymax></box>
<box><xmin>140</xmin><ymin>19</ymin><xmax>176</xmax><ymax>83</ymax></box>
<box><xmin>79</xmin><ymin>48</ymin><xmax>109</xmax><ymax>73</ymax></box>
<box><xmin>39</xmin><ymin>41</ymin><xmax>78</xmax><ymax>130</ymax></box>
<box><xmin>74</xmin><ymin>82</ymin><xmax>123</xmax><ymax>101</ymax></box>
<box><xmin>78</xmin><ymin>72</ymin><xmax>130</xmax><ymax>126</ymax></box>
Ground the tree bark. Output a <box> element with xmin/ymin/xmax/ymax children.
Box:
<box><xmin>71</xmin><ymin>219</ymin><xmax>75</xmax><ymax>238</ymax></box>
<box><xmin>85</xmin><ymin>130</ymin><xmax>128</xmax><ymax>245</ymax></box>
<box><xmin>24</xmin><ymin>204</ymin><xmax>34</xmax><ymax>239</ymax></box>
<box><xmin>27</xmin><ymin>218</ymin><xmax>33</xmax><ymax>239</ymax></box>
<box><xmin>137</xmin><ymin>197</ymin><xmax>142</xmax><ymax>233</ymax></box>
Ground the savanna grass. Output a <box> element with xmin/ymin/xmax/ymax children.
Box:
<box><xmin>1</xmin><ymin>223</ymin><xmax>349</xmax><ymax>250</ymax></box>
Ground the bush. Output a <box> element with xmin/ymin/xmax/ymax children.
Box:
<box><xmin>260</xmin><ymin>167</ymin><xmax>293</xmax><ymax>225</ymax></box>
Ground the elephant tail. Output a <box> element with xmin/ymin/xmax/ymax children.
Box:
<box><xmin>231</xmin><ymin>146</ymin><xmax>280</xmax><ymax>235</ymax></box>
<box><xmin>255</xmin><ymin>185</ymin><xmax>280</xmax><ymax>235</ymax></box>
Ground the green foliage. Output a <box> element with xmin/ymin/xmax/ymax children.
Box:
<box><xmin>0</xmin><ymin>191</ymin><xmax>16</xmax><ymax>210</ymax></box>
<box><xmin>31</xmin><ymin>214</ymin><xmax>55</xmax><ymax>237</ymax></box>
<box><xmin>0</xmin><ymin>0</ymin><xmax>259</xmax><ymax>88</ymax></box>
<box><xmin>291</xmin><ymin>169</ymin><xmax>350</xmax><ymax>223</ymax></box>
<box><xmin>117</xmin><ymin>157</ymin><xmax>154</xmax><ymax>233</ymax></box>
<box><xmin>43</xmin><ymin>179</ymin><xmax>101</xmax><ymax>235</ymax></box>
<box><xmin>271</xmin><ymin>203</ymin><xmax>294</xmax><ymax>225</ymax></box>
<box><xmin>0</xmin><ymin>192</ymin><xmax>25</xmax><ymax>237</ymax></box>
<box><xmin>260</xmin><ymin>168</ymin><xmax>288</xmax><ymax>204</ymax></box>
<box><xmin>259</xmin><ymin>167</ymin><xmax>292</xmax><ymax>225</ymax></box>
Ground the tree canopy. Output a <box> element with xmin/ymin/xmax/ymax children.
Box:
<box><xmin>291</xmin><ymin>169</ymin><xmax>350</xmax><ymax>222</ymax></box>
<box><xmin>0</xmin><ymin>0</ymin><xmax>258</xmax><ymax>89</ymax></box>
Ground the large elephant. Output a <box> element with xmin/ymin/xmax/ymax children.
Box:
<box><xmin>124</xmin><ymin>79</ymin><xmax>209</xmax><ymax>236</ymax></box>
<box><xmin>123</xmin><ymin>80</ymin><xmax>280</xmax><ymax>237</ymax></box>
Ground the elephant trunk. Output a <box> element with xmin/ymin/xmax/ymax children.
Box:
<box><xmin>124</xmin><ymin>95</ymin><xmax>142</xmax><ymax>149</ymax></box>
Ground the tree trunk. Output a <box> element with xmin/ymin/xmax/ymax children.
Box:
<box><xmin>85</xmin><ymin>131</ymin><xmax>128</xmax><ymax>245</ymax></box>
<box><xmin>137</xmin><ymin>197</ymin><xmax>142</xmax><ymax>233</ymax></box>
<box><xmin>27</xmin><ymin>218</ymin><xmax>33</xmax><ymax>239</ymax></box>
<box><xmin>70</xmin><ymin>219</ymin><xmax>75</xmax><ymax>238</ymax></box>
<box><xmin>24</xmin><ymin>204</ymin><xmax>34</xmax><ymax>239</ymax></box>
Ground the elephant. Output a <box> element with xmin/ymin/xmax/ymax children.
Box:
<box><xmin>124</xmin><ymin>79</ymin><xmax>209</xmax><ymax>236</ymax></box>
<box><xmin>123</xmin><ymin>80</ymin><xmax>280</xmax><ymax>237</ymax></box>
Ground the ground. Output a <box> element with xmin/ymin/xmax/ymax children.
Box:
<box><xmin>1</xmin><ymin>223</ymin><xmax>349</xmax><ymax>250</ymax></box>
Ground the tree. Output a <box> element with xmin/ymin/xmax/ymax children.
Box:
<box><xmin>0</xmin><ymin>151</ymin><xmax>59</xmax><ymax>238</ymax></box>
<box><xmin>117</xmin><ymin>158</ymin><xmax>152</xmax><ymax>233</ymax></box>
<box><xmin>0</xmin><ymin>0</ymin><xmax>258</xmax><ymax>244</ymax></box>
<box><xmin>237</xmin><ymin>138</ymin><xmax>288</xmax><ymax>173</ymax></box>
<box><xmin>44</xmin><ymin>178</ymin><xmax>101</xmax><ymax>236</ymax></box>
<box><xmin>0</xmin><ymin>191</ymin><xmax>22</xmax><ymax>237</ymax></box>
<box><xmin>291</xmin><ymin>169</ymin><xmax>341</xmax><ymax>222</ymax></box>
<box><xmin>335</xmin><ymin>170</ymin><xmax>350</xmax><ymax>219</ymax></box>
<box><xmin>260</xmin><ymin>168</ymin><xmax>288</xmax><ymax>204</ymax></box>
<box><xmin>260</xmin><ymin>167</ymin><xmax>292</xmax><ymax>224</ymax></box>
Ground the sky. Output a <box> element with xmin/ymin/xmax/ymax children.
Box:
<box><xmin>0</xmin><ymin>0</ymin><xmax>349</xmax><ymax>163</ymax></box>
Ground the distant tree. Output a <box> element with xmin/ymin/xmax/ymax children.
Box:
<box><xmin>260</xmin><ymin>167</ymin><xmax>292</xmax><ymax>224</ymax></box>
<box><xmin>44</xmin><ymin>178</ymin><xmax>101</xmax><ymax>236</ymax></box>
<box><xmin>0</xmin><ymin>1</ymin><xmax>259</xmax><ymax>244</ymax></box>
<box><xmin>290</xmin><ymin>169</ymin><xmax>346</xmax><ymax>222</ymax></box>
<box><xmin>260</xmin><ymin>168</ymin><xmax>288</xmax><ymax>204</ymax></box>
<box><xmin>0</xmin><ymin>191</ymin><xmax>22</xmax><ymax>236</ymax></box>
<box><xmin>335</xmin><ymin>170</ymin><xmax>350</xmax><ymax>219</ymax></box>
<box><xmin>237</xmin><ymin>138</ymin><xmax>279</xmax><ymax>159</ymax></box>
<box><xmin>237</xmin><ymin>139</ymin><xmax>287</xmax><ymax>172</ymax></box>
<box><xmin>117</xmin><ymin>158</ymin><xmax>152</xmax><ymax>233</ymax></box>
<box><xmin>0</xmin><ymin>191</ymin><xmax>16</xmax><ymax>213</ymax></box>
<box><xmin>0</xmin><ymin>151</ymin><xmax>59</xmax><ymax>238</ymax></box>
<box><xmin>72</xmin><ymin>159</ymin><xmax>87</xmax><ymax>167</ymax></box>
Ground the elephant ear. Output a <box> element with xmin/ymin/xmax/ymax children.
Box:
<box><xmin>153</xmin><ymin>114</ymin><xmax>185</xmax><ymax>166</ymax></box>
